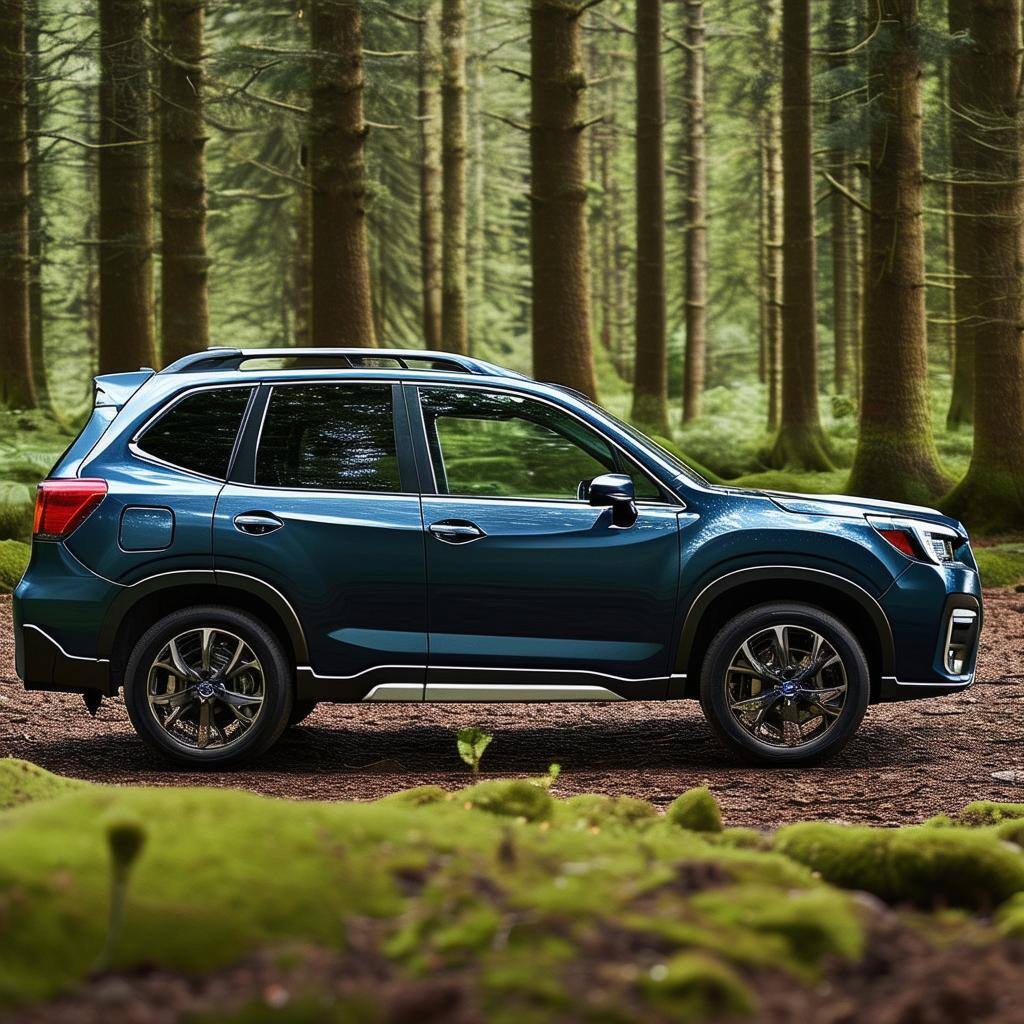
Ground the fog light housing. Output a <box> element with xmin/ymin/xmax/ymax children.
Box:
<box><xmin>945</xmin><ymin>609</ymin><xmax>978</xmax><ymax>675</ymax></box>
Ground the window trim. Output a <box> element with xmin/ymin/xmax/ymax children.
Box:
<box><xmin>129</xmin><ymin>382</ymin><xmax>258</xmax><ymax>483</ymax></box>
<box><xmin>409</xmin><ymin>382</ymin><xmax>684</xmax><ymax>508</ymax></box>
<box><xmin>248</xmin><ymin>379</ymin><xmax>416</xmax><ymax>496</ymax></box>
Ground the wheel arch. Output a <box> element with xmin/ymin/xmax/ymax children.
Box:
<box><xmin>675</xmin><ymin>566</ymin><xmax>894</xmax><ymax>701</ymax></box>
<box><xmin>100</xmin><ymin>571</ymin><xmax>308</xmax><ymax>690</ymax></box>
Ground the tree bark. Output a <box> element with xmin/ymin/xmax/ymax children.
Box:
<box><xmin>418</xmin><ymin>0</ymin><xmax>442</xmax><ymax>348</ymax></box>
<box><xmin>848</xmin><ymin>0</ymin><xmax>948</xmax><ymax>503</ymax></box>
<box><xmin>945</xmin><ymin>0</ymin><xmax>976</xmax><ymax>429</ymax></box>
<box><xmin>440</xmin><ymin>0</ymin><xmax>467</xmax><ymax>354</ymax></box>
<box><xmin>763</xmin><ymin>103</ymin><xmax>783</xmax><ymax>433</ymax></box>
<box><xmin>25</xmin><ymin>0</ymin><xmax>44</xmax><ymax>404</ymax></box>
<box><xmin>944</xmin><ymin>0</ymin><xmax>1024</xmax><ymax>530</ymax></box>
<box><xmin>309</xmin><ymin>0</ymin><xmax>376</xmax><ymax>347</ymax></box>
<box><xmin>769</xmin><ymin>0</ymin><xmax>830</xmax><ymax>468</ymax></box>
<box><xmin>529</xmin><ymin>0</ymin><xmax>598</xmax><ymax>398</ymax></box>
<box><xmin>828</xmin><ymin>0</ymin><xmax>853</xmax><ymax>395</ymax></box>
<box><xmin>158</xmin><ymin>0</ymin><xmax>209</xmax><ymax>365</ymax></box>
<box><xmin>631</xmin><ymin>0</ymin><xmax>669</xmax><ymax>434</ymax></box>
<box><xmin>0</xmin><ymin>0</ymin><xmax>35</xmax><ymax>406</ymax></box>
<box><xmin>681</xmin><ymin>0</ymin><xmax>707</xmax><ymax>423</ymax></box>
<box><xmin>98</xmin><ymin>0</ymin><xmax>156</xmax><ymax>373</ymax></box>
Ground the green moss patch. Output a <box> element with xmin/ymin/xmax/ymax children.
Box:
<box><xmin>973</xmin><ymin>544</ymin><xmax>1024</xmax><ymax>587</ymax></box>
<box><xmin>0</xmin><ymin>539</ymin><xmax>30</xmax><ymax>592</ymax></box>
<box><xmin>0</xmin><ymin>759</ymin><xmax>87</xmax><ymax>810</ymax></box>
<box><xmin>667</xmin><ymin>787</ymin><xmax>723</xmax><ymax>833</ymax></box>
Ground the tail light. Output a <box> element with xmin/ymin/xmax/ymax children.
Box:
<box><xmin>866</xmin><ymin>515</ymin><xmax>962</xmax><ymax>565</ymax></box>
<box><xmin>33</xmin><ymin>479</ymin><xmax>107</xmax><ymax>539</ymax></box>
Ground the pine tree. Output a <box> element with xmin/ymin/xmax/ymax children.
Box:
<box><xmin>631</xmin><ymin>0</ymin><xmax>669</xmax><ymax>434</ymax></box>
<box><xmin>158</xmin><ymin>0</ymin><xmax>209</xmax><ymax>364</ymax></box>
<box><xmin>848</xmin><ymin>0</ymin><xmax>948</xmax><ymax>502</ymax></box>
<box><xmin>529</xmin><ymin>0</ymin><xmax>598</xmax><ymax>398</ymax></box>
<box><xmin>418</xmin><ymin>0</ymin><xmax>442</xmax><ymax>348</ymax></box>
<box><xmin>309</xmin><ymin>0</ymin><xmax>376</xmax><ymax>347</ymax></box>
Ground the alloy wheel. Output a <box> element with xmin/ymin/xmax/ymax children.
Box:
<box><xmin>146</xmin><ymin>627</ymin><xmax>265</xmax><ymax>751</ymax></box>
<box><xmin>723</xmin><ymin>624</ymin><xmax>848</xmax><ymax>749</ymax></box>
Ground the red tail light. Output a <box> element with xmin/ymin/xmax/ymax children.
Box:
<box><xmin>877</xmin><ymin>527</ymin><xmax>920</xmax><ymax>559</ymax></box>
<box><xmin>33</xmin><ymin>479</ymin><xmax>107</xmax><ymax>539</ymax></box>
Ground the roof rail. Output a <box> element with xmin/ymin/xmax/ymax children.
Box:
<box><xmin>159</xmin><ymin>347</ymin><xmax>528</xmax><ymax>379</ymax></box>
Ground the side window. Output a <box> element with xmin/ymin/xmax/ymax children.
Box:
<box><xmin>136</xmin><ymin>387</ymin><xmax>252</xmax><ymax>479</ymax></box>
<box><xmin>256</xmin><ymin>383</ymin><xmax>401</xmax><ymax>492</ymax></box>
<box><xmin>418</xmin><ymin>388</ymin><xmax>663</xmax><ymax>501</ymax></box>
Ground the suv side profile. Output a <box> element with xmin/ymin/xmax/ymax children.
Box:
<box><xmin>14</xmin><ymin>349</ymin><xmax>982</xmax><ymax>767</ymax></box>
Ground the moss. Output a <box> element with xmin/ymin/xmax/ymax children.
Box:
<box><xmin>0</xmin><ymin>759</ymin><xmax>87</xmax><ymax>810</ymax></box>
<box><xmin>554</xmin><ymin>794</ymin><xmax>658</xmax><ymax>831</ymax></box>
<box><xmin>455</xmin><ymin>779</ymin><xmax>554</xmax><ymax>823</ymax></box>
<box><xmin>0</xmin><ymin>483</ymin><xmax>33</xmax><ymax>543</ymax></box>
<box><xmin>0</xmin><ymin>540</ymin><xmax>30</xmax><ymax>592</ymax></box>
<box><xmin>996</xmin><ymin>893</ymin><xmax>1024</xmax><ymax>940</ymax></box>
<box><xmin>667</xmin><ymin>787</ymin><xmax>723</xmax><ymax>833</ymax></box>
<box><xmin>707</xmin><ymin>827</ymin><xmax>770</xmax><ymax>851</ymax></box>
<box><xmin>958</xmin><ymin>800</ymin><xmax>1024</xmax><ymax>827</ymax></box>
<box><xmin>377</xmin><ymin>785</ymin><xmax>448</xmax><ymax>807</ymax></box>
<box><xmin>776</xmin><ymin>822</ymin><xmax>1024</xmax><ymax>910</ymax></box>
<box><xmin>641</xmin><ymin>952</ymin><xmax>755</xmax><ymax>1020</ymax></box>
<box><xmin>192</xmin><ymin>995</ymin><xmax>381</xmax><ymax>1024</ymax></box>
<box><xmin>972</xmin><ymin>545</ymin><xmax>1024</xmax><ymax>587</ymax></box>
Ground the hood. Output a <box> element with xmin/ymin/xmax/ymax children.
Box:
<box><xmin>764</xmin><ymin>490</ymin><xmax>967</xmax><ymax>537</ymax></box>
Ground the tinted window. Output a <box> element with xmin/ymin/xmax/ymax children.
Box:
<box><xmin>419</xmin><ymin>388</ymin><xmax>663</xmax><ymax>501</ymax></box>
<box><xmin>256</xmin><ymin>384</ymin><xmax>401</xmax><ymax>491</ymax></box>
<box><xmin>137</xmin><ymin>387</ymin><xmax>252</xmax><ymax>479</ymax></box>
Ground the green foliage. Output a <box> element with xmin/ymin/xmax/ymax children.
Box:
<box><xmin>0</xmin><ymin>759</ymin><xmax>86</xmax><ymax>810</ymax></box>
<box><xmin>641</xmin><ymin>952</ymin><xmax>756</xmax><ymax>1020</ymax></box>
<box><xmin>667</xmin><ymin>787</ymin><xmax>723</xmax><ymax>833</ymax></box>
<box><xmin>775</xmin><ymin>821</ymin><xmax>1024</xmax><ymax>910</ymax></box>
<box><xmin>0</xmin><ymin>541</ymin><xmax>30</xmax><ymax>592</ymax></box>
<box><xmin>0</xmin><ymin>484</ymin><xmax>33</xmax><ymax>543</ymax></box>
<box><xmin>456</xmin><ymin>726</ymin><xmax>493</xmax><ymax>775</ymax></box>
<box><xmin>973</xmin><ymin>545</ymin><xmax>1024</xmax><ymax>588</ymax></box>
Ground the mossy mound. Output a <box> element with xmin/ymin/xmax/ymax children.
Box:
<box><xmin>958</xmin><ymin>800</ymin><xmax>1024</xmax><ymax>827</ymax></box>
<box><xmin>972</xmin><ymin>545</ymin><xmax>1024</xmax><ymax>587</ymax></box>
<box><xmin>0</xmin><ymin>539</ymin><xmax>30</xmax><ymax>592</ymax></box>
<box><xmin>554</xmin><ymin>793</ymin><xmax>658</xmax><ymax>831</ymax></box>
<box><xmin>642</xmin><ymin>951</ymin><xmax>755</xmax><ymax>1020</ymax></box>
<box><xmin>0</xmin><ymin>482</ymin><xmax>33</xmax><ymax>543</ymax></box>
<box><xmin>776</xmin><ymin>821</ymin><xmax>1024</xmax><ymax>910</ymax></box>
<box><xmin>455</xmin><ymin>778</ymin><xmax>554</xmax><ymax>822</ymax></box>
<box><xmin>0</xmin><ymin>759</ymin><xmax>87</xmax><ymax>810</ymax></box>
<box><xmin>667</xmin><ymin>787</ymin><xmax>723</xmax><ymax>833</ymax></box>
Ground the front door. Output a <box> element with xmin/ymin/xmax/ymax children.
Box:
<box><xmin>411</xmin><ymin>385</ymin><xmax>683</xmax><ymax>700</ymax></box>
<box><xmin>214</xmin><ymin>381</ymin><xmax>427</xmax><ymax>698</ymax></box>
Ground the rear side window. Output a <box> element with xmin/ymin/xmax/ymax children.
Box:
<box><xmin>256</xmin><ymin>384</ymin><xmax>401</xmax><ymax>492</ymax></box>
<box><xmin>136</xmin><ymin>387</ymin><xmax>252</xmax><ymax>479</ymax></box>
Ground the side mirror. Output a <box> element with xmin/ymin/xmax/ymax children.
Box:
<box><xmin>587</xmin><ymin>473</ymin><xmax>638</xmax><ymax>528</ymax></box>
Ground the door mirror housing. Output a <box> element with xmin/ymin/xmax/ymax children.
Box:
<box><xmin>586</xmin><ymin>473</ymin><xmax>638</xmax><ymax>528</ymax></box>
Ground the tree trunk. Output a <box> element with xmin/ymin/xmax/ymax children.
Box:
<box><xmin>98</xmin><ymin>0</ymin><xmax>156</xmax><ymax>373</ymax></box>
<box><xmin>828</xmin><ymin>0</ymin><xmax>853</xmax><ymax>395</ymax></box>
<box><xmin>631</xmin><ymin>0</ymin><xmax>669</xmax><ymax>434</ymax></box>
<box><xmin>944</xmin><ymin>0</ymin><xmax>1024</xmax><ymax>530</ymax></box>
<box><xmin>468</xmin><ymin>0</ymin><xmax>486</xmax><ymax>343</ymax></box>
<box><xmin>25</xmin><ymin>0</ymin><xmax>44</xmax><ymax>404</ymax></box>
<box><xmin>848</xmin><ymin>0</ymin><xmax>948</xmax><ymax>503</ymax></box>
<box><xmin>158</xmin><ymin>0</ymin><xmax>209</xmax><ymax>365</ymax></box>
<box><xmin>945</xmin><ymin>0</ymin><xmax>976</xmax><ymax>429</ymax></box>
<box><xmin>0</xmin><ymin>0</ymin><xmax>35</xmax><ymax>406</ymax></box>
<box><xmin>440</xmin><ymin>0</ymin><xmax>467</xmax><ymax>354</ymax></box>
<box><xmin>681</xmin><ymin>0</ymin><xmax>707</xmax><ymax>423</ymax></box>
<box><xmin>418</xmin><ymin>0</ymin><xmax>442</xmax><ymax>348</ymax></box>
<box><xmin>529</xmin><ymin>0</ymin><xmax>598</xmax><ymax>398</ymax></box>
<box><xmin>309</xmin><ymin>0</ymin><xmax>376</xmax><ymax>347</ymax></box>
<box><xmin>768</xmin><ymin>0</ymin><xmax>830</xmax><ymax>468</ymax></box>
<box><xmin>764</xmin><ymin>103</ymin><xmax>783</xmax><ymax>433</ymax></box>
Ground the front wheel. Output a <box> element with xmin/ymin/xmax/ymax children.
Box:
<box><xmin>699</xmin><ymin>602</ymin><xmax>870</xmax><ymax>766</ymax></box>
<box><xmin>124</xmin><ymin>606</ymin><xmax>294</xmax><ymax>768</ymax></box>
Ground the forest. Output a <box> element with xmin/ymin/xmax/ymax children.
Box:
<box><xmin>1</xmin><ymin>0</ymin><xmax>1023</xmax><ymax>557</ymax></box>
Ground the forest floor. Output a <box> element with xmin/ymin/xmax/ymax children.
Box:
<box><xmin>2</xmin><ymin>589</ymin><xmax>1024</xmax><ymax>828</ymax></box>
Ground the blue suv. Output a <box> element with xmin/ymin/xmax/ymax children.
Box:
<box><xmin>14</xmin><ymin>349</ymin><xmax>982</xmax><ymax>767</ymax></box>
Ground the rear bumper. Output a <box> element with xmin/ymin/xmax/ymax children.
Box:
<box><xmin>16</xmin><ymin>622</ymin><xmax>115</xmax><ymax>696</ymax></box>
<box><xmin>877</xmin><ymin>673</ymin><xmax>973</xmax><ymax>703</ymax></box>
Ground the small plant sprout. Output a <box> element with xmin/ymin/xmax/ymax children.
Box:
<box><xmin>95</xmin><ymin>816</ymin><xmax>147</xmax><ymax>973</ymax></box>
<box><xmin>534</xmin><ymin>763</ymin><xmax>561</xmax><ymax>790</ymax></box>
<box><xmin>457</xmin><ymin>727</ymin><xmax>493</xmax><ymax>775</ymax></box>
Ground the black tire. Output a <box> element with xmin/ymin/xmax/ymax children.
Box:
<box><xmin>124</xmin><ymin>605</ymin><xmax>294</xmax><ymax>768</ymax></box>
<box><xmin>288</xmin><ymin>700</ymin><xmax>318</xmax><ymax>727</ymax></box>
<box><xmin>699</xmin><ymin>602</ymin><xmax>870</xmax><ymax>766</ymax></box>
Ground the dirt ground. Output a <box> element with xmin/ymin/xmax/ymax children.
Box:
<box><xmin>2</xmin><ymin>589</ymin><xmax>1023</xmax><ymax>827</ymax></box>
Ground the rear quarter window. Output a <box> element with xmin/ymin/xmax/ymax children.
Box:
<box><xmin>135</xmin><ymin>387</ymin><xmax>253</xmax><ymax>479</ymax></box>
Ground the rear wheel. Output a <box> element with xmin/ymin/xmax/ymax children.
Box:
<box><xmin>124</xmin><ymin>606</ymin><xmax>294</xmax><ymax>768</ymax></box>
<box><xmin>699</xmin><ymin>602</ymin><xmax>870</xmax><ymax>765</ymax></box>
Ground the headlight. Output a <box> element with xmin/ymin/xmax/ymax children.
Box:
<box><xmin>866</xmin><ymin>515</ymin><xmax>964</xmax><ymax>565</ymax></box>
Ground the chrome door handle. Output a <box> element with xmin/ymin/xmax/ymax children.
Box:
<box><xmin>233</xmin><ymin>512</ymin><xmax>284</xmax><ymax>536</ymax></box>
<box><xmin>428</xmin><ymin>520</ymin><xmax>485</xmax><ymax>544</ymax></box>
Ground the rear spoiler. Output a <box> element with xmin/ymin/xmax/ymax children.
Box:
<box><xmin>94</xmin><ymin>369</ymin><xmax>155</xmax><ymax>409</ymax></box>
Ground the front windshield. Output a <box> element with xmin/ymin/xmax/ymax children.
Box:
<box><xmin>563</xmin><ymin>390</ymin><xmax>710</xmax><ymax>487</ymax></box>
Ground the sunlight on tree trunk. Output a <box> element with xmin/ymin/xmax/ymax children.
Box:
<box><xmin>309</xmin><ymin>0</ymin><xmax>376</xmax><ymax>348</ymax></box>
<box><xmin>418</xmin><ymin>0</ymin><xmax>442</xmax><ymax>349</ymax></box>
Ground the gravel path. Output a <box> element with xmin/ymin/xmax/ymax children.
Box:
<box><xmin>2</xmin><ymin>590</ymin><xmax>1023</xmax><ymax>827</ymax></box>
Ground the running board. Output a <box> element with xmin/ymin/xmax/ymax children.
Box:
<box><xmin>362</xmin><ymin>682</ymin><xmax>626</xmax><ymax>703</ymax></box>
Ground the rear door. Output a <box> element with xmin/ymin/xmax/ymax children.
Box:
<box><xmin>213</xmin><ymin>380</ymin><xmax>427</xmax><ymax>698</ymax></box>
<box><xmin>410</xmin><ymin>384</ymin><xmax>684</xmax><ymax>699</ymax></box>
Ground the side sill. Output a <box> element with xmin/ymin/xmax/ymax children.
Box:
<box><xmin>876</xmin><ymin>674</ymin><xmax>974</xmax><ymax>703</ymax></box>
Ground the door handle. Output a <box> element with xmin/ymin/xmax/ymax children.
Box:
<box><xmin>233</xmin><ymin>512</ymin><xmax>284</xmax><ymax>536</ymax></box>
<box><xmin>428</xmin><ymin>519</ymin><xmax>485</xmax><ymax>544</ymax></box>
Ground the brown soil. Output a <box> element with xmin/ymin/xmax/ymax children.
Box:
<box><xmin>2</xmin><ymin>590</ymin><xmax>1023</xmax><ymax>827</ymax></box>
